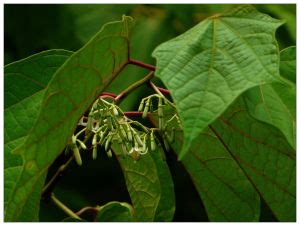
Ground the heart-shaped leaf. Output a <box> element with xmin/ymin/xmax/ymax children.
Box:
<box><xmin>152</xmin><ymin>5</ymin><xmax>283</xmax><ymax>159</ymax></box>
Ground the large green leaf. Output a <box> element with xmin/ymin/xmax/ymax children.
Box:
<box><xmin>151</xmin><ymin>107</ymin><xmax>260</xmax><ymax>221</ymax></box>
<box><xmin>244</xmin><ymin>83</ymin><xmax>295</xmax><ymax>150</ymax></box>
<box><xmin>173</xmin><ymin>130</ymin><xmax>260</xmax><ymax>221</ymax></box>
<box><xmin>5</xmin><ymin>167</ymin><xmax>22</xmax><ymax>212</ymax></box>
<box><xmin>95</xmin><ymin>201</ymin><xmax>134</xmax><ymax>222</ymax></box>
<box><xmin>244</xmin><ymin>47</ymin><xmax>296</xmax><ymax>149</ymax></box>
<box><xmin>163</xmin><ymin>96</ymin><xmax>295</xmax><ymax>221</ymax></box>
<box><xmin>4</xmin><ymin>50</ymin><xmax>72</xmax><ymax>169</ymax></box>
<box><xmin>5</xmin><ymin>16</ymin><xmax>133</xmax><ymax>221</ymax></box>
<box><xmin>4</xmin><ymin>50</ymin><xmax>72</xmax><ymax>221</ymax></box>
<box><xmin>4</xmin><ymin>167</ymin><xmax>46</xmax><ymax>222</ymax></box>
<box><xmin>152</xmin><ymin>5</ymin><xmax>283</xmax><ymax>159</ymax></box>
<box><xmin>113</xmin><ymin>145</ymin><xmax>175</xmax><ymax>222</ymax></box>
<box><xmin>210</xmin><ymin>99</ymin><xmax>296</xmax><ymax>221</ymax></box>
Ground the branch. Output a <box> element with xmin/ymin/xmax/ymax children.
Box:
<box><xmin>128</xmin><ymin>59</ymin><xmax>156</xmax><ymax>71</ymax></box>
<box><xmin>124</xmin><ymin>111</ymin><xmax>143</xmax><ymax>117</ymax></box>
<box><xmin>156</xmin><ymin>86</ymin><xmax>171</xmax><ymax>95</ymax></box>
<box><xmin>51</xmin><ymin>193</ymin><xmax>82</xmax><ymax>221</ymax></box>
<box><xmin>75</xmin><ymin>206</ymin><xmax>99</xmax><ymax>218</ymax></box>
<box><xmin>42</xmin><ymin>132</ymin><xmax>93</xmax><ymax>198</ymax></box>
<box><xmin>42</xmin><ymin>155</ymin><xmax>74</xmax><ymax>198</ymax></box>
<box><xmin>98</xmin><ymin>92</ymin><xmax>117</xmax><ymax>100</ymax></box>
<box><xmin>43</xmin><ymin>81</ymin><xmax>170</xmax><ymax>198</ymax></box>
<box><xmin>149</xmin><ymin>82</ymin><xmax>176</xmax><ymax>108</ymax></box>
<box><xmin>115</xmin><ymin>71</ymin><xmax>154</xmax><ymax>104</ymax></box>
<box><xmin>98</xmin><ymin>92</ymin><xmax>117</xmax><ymax>98</ymax></box>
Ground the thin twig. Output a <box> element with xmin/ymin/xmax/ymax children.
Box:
<box><xmin>51</xmin><ymin>193</ymin><xmax>82</xmax><ymax>220</ymax></box>
<box><xmin>149</xmin><ymin>82</ymin><xmax>176</xmax><ymax>108</ymax></box>
<box><xmin>97</xmin><ymin>95</ymin><xmax>116</xmax><ymax>101</ymax></box>
<box><xmin>42</xmin><ymin>132</ymin><xmax>93</xmax><ymax>198</ymax></box>
<box><xmin>115</xmin><ymin>71</ymin><xmax>154</xmax><ymax>104</ymax></box>
<box><xmin>98</xmin><ymin>92</ymin><xmax>117</xmax><ymax>98</ymax></box>
<box><xmin>124</xmin><ymin>111</ymin><xmax>143</xmax><ymax>117</ymax></box>
<box><xmin>76</xmin><ymin>206</ymin><xmax>99</xmax><ymax>217</ymax></box>
<box><xmin>42</xmin><ymin>155</ymin><xmax>74</xmax><ymax>197</ymax></box>
<box><xmin>128</xmin><ymin>59</ymin><xmax>156</xmax><ymax>71</ymax></box>
<box><xmin>157</xmin><ymin>86</ymin><xmax>171</xmax><ymax>95</ymax></box>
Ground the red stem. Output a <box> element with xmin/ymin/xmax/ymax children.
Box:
<box><xmin>124</xmin><ymin>111</ymin><xmax>143</xmax><ymax>117</ymax></box>
<box><xmin>98</xmin><ymin>92</ymin><xmax>117</xmax><ymax>98</ymax></box>
<box><xmin>157</xmin><ymin>87</ymin><xmax>171</xmax><ymax>95</ymax></box>
<box><xmin>128</xmin><ymin>59</ymin><xmax>156</xmax><ymax>71</ymax></box>
<box><xmin>97</xmin><ymin>85</ymin><xmax>170</xmax><ymax>108</ymax></box>
<box><xmin>75</xmin><ymin>206</ymin><xmax>98</xmax><ymax>217</ymax></box>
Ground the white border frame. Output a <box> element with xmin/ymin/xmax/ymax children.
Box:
<box><xmin>1</xmin><ymin>0</ymin><xmax>298</xmax><ymax>225</ymax></box>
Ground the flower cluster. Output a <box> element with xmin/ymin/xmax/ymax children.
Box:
<box><xmin>70</xmin><ymin>94</ymin><xmax>182</xmax><ymax>165</ymax></box>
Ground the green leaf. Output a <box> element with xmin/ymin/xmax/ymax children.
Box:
<box><xmin>113</xmin><ymin>145</ymin><xmax>175</xmax><ymax>222</ymax></box>
<box><xmin>152</xmin><ymin>5</ymin><xmax>283</xmax><ymax>159</ymax></box>
<box><xmin>280</xmin><ymin>46</ymin><xmax>296</xmax><ymax>83</ymax></box>
<box><xmin>244</xmin><ymin>82</ymin><xmax>295</xmax><ymax>150</ymax></box>
<box><xmin>5</xmin><ymin>16</ymin><xmax>133</xmax><ymax>221</ymax></box>
<box><xmin>210</xmin><ymin>99</ymin><xmax>296</xmax><ymax>221</ymax></box>
<box><xmin>5</xmin><ymin>167</ymin><xmax>22</xmax><ymax>210</ymax></box>
<box><xmin>4</xmin><ymin>50</ymin><xmax>72</xmax><ymax>221</ymax></box>
<box><xmin>244</xmin><ymin>47</ymin><xmax>296</xmax><ymax>149</ymax></box>
<box><xmin>158</xmin><ymin>96</ymin><xmax>295</xmax><ymax>221</ymax></box>
<box><xmin>95</xmin><ymin>201</ymin><xmax>134</xmax><ymax>222</ymax></box>
<box><xmin>4</xmin><ymin>166</ymin><xmax>46</xmax><ymax>222</ymax></box>
<box><xmin>4</xmin><ymin>50</ymin><xmax>73</xmax><ymax>169</ymax></box>
<box><xmin>173</xmin><ymin>130</ymin><xmax>260</xmax><ymax>221</ymax></box>
<box><xmin>152</xmin><ymin>107</ymin><xmax>260</xmax><ymax>221</ymax></box>
<box><xmin>108</xmin><ymin>12</ymin><xmax>177</xmax><ymax>112</ymax></box>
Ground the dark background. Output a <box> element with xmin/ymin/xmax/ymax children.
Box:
<box><xmin>4</xmin><ymin>4</ymin><xmax>296</xmax><ymax>222</ymax></box>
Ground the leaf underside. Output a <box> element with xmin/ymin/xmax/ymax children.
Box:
<box><xmin>153</xmin><ymin>5</ymin><xmax>283</xmax><ymax>159</ymax></box>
